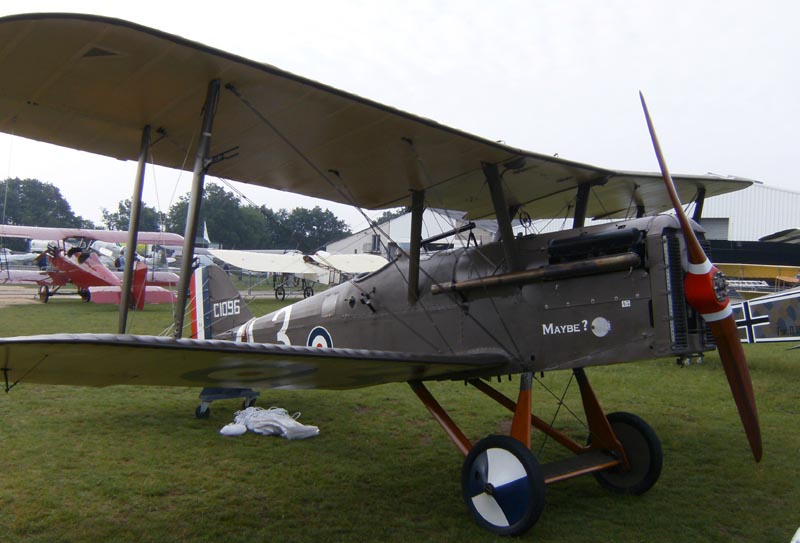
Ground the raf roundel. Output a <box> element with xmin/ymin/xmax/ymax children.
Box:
<box><xmin>307</xmin><ymin>326</ymin><xmax>333</xmax><ymax>348</ymax></box>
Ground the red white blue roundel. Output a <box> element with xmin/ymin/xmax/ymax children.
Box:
<box><xmin>307</xmin><ymin>326</ymin><xmax>333</xmax><ymax>348</ymax></box>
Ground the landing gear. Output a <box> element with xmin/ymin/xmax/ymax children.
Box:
<box><xmin>274</xmin><ymin>286</ymin><xmax>286</xmax><ymax>300</ymax></box>
<box><xmin>78</xmin><ymin>288</ymin><xmax>91</xmax><ymax>302</ymax></box>
<box><xmin>462</xmin><ymin>435</ymin><xmax>546</xmax><ymax>536</ymax></box>
<box><xmin>303</xmin><ymin>286</ymin><xmax>314</xmax><ymax>298</ymax></box>
<box><xmin>38</xmin><ymin>285</ymin><xmax>50</xmax><ymax>303</ymax></box>
<box><xmin>591</xmin><ymin>412</ymin><xmax>662</xmax><ymax>495</ymax></box>
<box><xmin>411</xmin><ymin>368</ymin><xmax>662</xmax><ymax>536</ymax></box>
<box><xmin>195</xmin><ymin>387</ymin><xmax>260</xmax><ymax>419</ymax></box>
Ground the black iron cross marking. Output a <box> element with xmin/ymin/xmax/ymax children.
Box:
<box><xmin>735</xmin><ymin>302</ymin><xmax>770</xmax><ymax>343</ymax></box>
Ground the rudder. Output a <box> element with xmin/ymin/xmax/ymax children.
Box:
<box><xmin>189</xmin><ymin>265</ymin><xmax>254</xmax><ymax>339</ymax></box>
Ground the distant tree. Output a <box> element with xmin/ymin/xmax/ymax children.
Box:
<box><xmin>164</xmin><ymin>184</ymin><xmax>350</xmax><ymax>251</ymax></box>
<box><xmin>167</xmin><ymin>184</ymin><xmax>253</xmax><ymax>248</ymax></box>
<box><xmin>281</xmin><ymin>206</ymin><xmax>351</xmax><ymax>253</ymax></box>
<box><xmin>102</xmin><ymin>199</ymin><xmax>164</xmax><ymax>232</ymax></box>
<box><xmin>1</xmin><ymin>177</ymin><xmax>86</xmax><ymax>227</ymax></box>
<box><xmin>0</xmin><ymin>177</ymin><xmax>92</xmax><ymax>250</ymax></box>
<box><xmin>374</xmin><ymin>207</ymin><xmax>409</xmax><ymax>224</ymax></box>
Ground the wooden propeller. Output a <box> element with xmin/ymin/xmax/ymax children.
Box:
<box><xmin>639</xmin><ymin>92</ymin><xmax>762</xmax><ymax>462</ymax></box>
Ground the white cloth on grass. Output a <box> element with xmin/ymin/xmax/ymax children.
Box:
<box><xmin>219</xmin><ymin>407</ymin><xmax>319</xmax><ymax>439</ymax></box>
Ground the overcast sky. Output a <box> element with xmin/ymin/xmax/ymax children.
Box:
<box><xmin>1</xmin><ymin>1</ymin><xmax>797</xmax><ymax>232</ymax></box>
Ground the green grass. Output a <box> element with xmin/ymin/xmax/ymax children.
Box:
<box><xmin>0</xmin><ymin>299</ymin><xmax>797</xmax><ymax>542</ymax></box>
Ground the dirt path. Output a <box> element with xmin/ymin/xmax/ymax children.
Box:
<box><xmin>0</xmin><ymin>285</ymin><xmax>39</xmax><ymax>308</ymax></box>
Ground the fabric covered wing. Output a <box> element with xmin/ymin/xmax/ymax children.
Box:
<box><xmin>0</xmin><ymin>333</ymin><xmax>510</xmax><ymax>390</ymax></box>
<box><xmin>0</xmin><ymin>14</ymin><xmax>752</xmax><ymax>219</ymax></box>
<box><xmin>0</xmin><ymin>224</ymin><xmax>183</xmax><ymax>245</ymax></box>
<box><xmin>308</xmin><ymin>253</ymin><xmax>389</xmax><ymax>274</ymax></box>
<box><xmin>207</xmin><ymin>250</ymin><xmax>317</xmax><ymax>275</ymax></box>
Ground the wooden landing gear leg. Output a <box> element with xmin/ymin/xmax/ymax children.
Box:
<box><xmin>574</xmin><ymin>368</ymin><xmax>663</xmax><ymax>494</ymax></box>
<box><xmin>410</xmin><ymin>369</ymin><xmax>662</xmax><ymax>536</ymax></box>
<box><xmin>468</xmin><ymin>369</ymin><xmax>661</xmax><ymax>490</ymax></box>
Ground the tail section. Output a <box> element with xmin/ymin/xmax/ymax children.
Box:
<box><xmin>189</xmin><ymin>265</ymin><xmax>254</xmax><ymax>339</ymax></box>
<box><xmin>132</xmin><ymin>260</ymin><xmax>147</xmax><ymax>310</ymax></box>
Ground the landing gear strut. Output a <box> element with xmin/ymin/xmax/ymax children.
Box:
<box><xmin>195</xmin><ymin>387</ymin><xmax>260</xmax><ymax>419</ymax></box>
<box><xmin>410</xmin><ymin>367</ymin><xmax>662</xmax><ymax>536</ymax></box>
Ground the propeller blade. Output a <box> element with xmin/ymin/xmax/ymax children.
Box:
<box><xmin>639</xmin><ymin>91</ymin><xmax>762</xmax><ymax>461</ymax></box>
<box><xmin>709</xmin><ymin>317</ymin><xmax>762</xmax><ymax>461</ymax></box>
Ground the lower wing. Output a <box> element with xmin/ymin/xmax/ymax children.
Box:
<box><xmin>0</xmin><ymin>334</ymin><xmax>510</xmax><ymax>390</ymax></box>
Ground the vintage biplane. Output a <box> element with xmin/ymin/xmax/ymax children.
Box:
<box><xmin>0</xmin><ymin>14</ymin><xmax>762</xmax><ymax>536</ymax></box>
<box><xmin>208</xmin><ymin>249</ymin><xmax>323</xmax><ymax>299</ymax></box>
<box><xmin>209</xmin><ymin>248</ymin><xmax>388</xmax><ymax>299</ymax></box>
<box><xmin>0</xmin><ymin>224</ymin><xmax>181</xmax><ymax>306</ymax></box>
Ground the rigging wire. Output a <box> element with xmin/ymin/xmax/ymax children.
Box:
<box><xmin>225</xmin><ymin>84</ymin><xmax>548</xmax><ymax>360</ymax></box>
<box><xmin>226</xmin><ymin>85</ymin><xmax>459</xmax><ymax>353</ymax></box>
<box><xmin>401</xmin><ymin>140</ymin><xmax>524</xmax><ymax>360</ymax></box>
<box><xmin>1</xmin><ymin>128</ymin><xmax>14</xmax><ymax>271</ymax></box>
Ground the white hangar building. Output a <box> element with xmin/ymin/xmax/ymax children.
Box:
<box><xmin>325</xmin><ymin>183</ymin><xmax>799</xmax><ymax>259</ymax></box>
<box><xmin>699</xmin><ymin>182</ymin><xmax>800</xmax><ymax>241</ymax></box>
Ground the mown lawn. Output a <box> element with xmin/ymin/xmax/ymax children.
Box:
<box><xmin>0</xmin><ymin>298</ymin><xmax>797</xmax><ymax>542</ymax></box>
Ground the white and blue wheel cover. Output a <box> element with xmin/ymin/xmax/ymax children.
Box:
<box><xmin>466</xmin><ymin>447</ymin><xmax>530</xmax><ymax>527</ymax></box>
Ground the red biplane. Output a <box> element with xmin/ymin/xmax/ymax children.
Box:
<box><xmin>0</xmin><ymin>224</ymin><xmax>181</xmax><ymax>306</ymax></box>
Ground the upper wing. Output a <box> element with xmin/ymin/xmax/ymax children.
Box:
<box><xmin>308</xmin><ymin>253</ymin><xmax>389</xmax><ymax>274</ymax></box>
<box><xmin>0</xmin><ymin>333</ymin><xmax>510</xmax><ymax>390</ymax></box>
<box><xmin>208</xmin><ymin>249</ymin><xmax>319</xmax><ymax>277</ymax></box>
<box><xmin>0</xmin><ymin>13</ymin><xmax>753</xmax><ymax>219</ymax></box>
<box><xmin>0</xmin><ymin>224</ymin><xmax>183</xmax><ymax>245</ymax></box>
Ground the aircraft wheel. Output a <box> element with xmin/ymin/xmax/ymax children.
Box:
<box><xmin>303</xmin><ymin>286</ymin><xmax>314</xmax><ymax>298</ymax></box>
<box><xmin>592</xmin><ymin>412</ymin><xmax>663</xmax><ymax>495</ymax></box>
<box><xmin>275</xmin><ymin>286</ymin><xmax>286</xmax><ymax>300</ymax></box>
<box><xmin>38</xmin><ymin>285</ymin><xmax>50</xmax><ymax>303</ymax></box>
<box><xmin>461</xmin><ymin>435</ymin><xmax>546</xmax><ymax>536</ymax></box>
<box><xmin>79</xmin><ymin>288</ymin><xmax>91</xmax><ymax>302</ymax></box>
<box><xmin>195</xmin><ymin>405</ymin><xmax>211</xmax><ymax>419</ymax></box>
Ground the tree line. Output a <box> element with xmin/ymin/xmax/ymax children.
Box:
<box><xmin>1</xmin><ymin>178</ymin><xmax>352</xmax><ymax>254</ymax></box>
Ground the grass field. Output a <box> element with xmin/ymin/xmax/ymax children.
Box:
<box><xmin>0</xmin><ymin>297</ymin><xmax>797</xmax><ymax>542</ymax></box>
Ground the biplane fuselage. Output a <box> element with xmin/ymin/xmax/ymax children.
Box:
<box><xmin>217</xmin><ymin>214</ymin><xmax>710</xmax><ymax>376</ymax></box>
<box><xmin>48</xmin><ymin>249</ymin><xmax>119</xmax><ymax>287</ymax></box>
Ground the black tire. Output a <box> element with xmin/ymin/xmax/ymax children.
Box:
<box><xmin>38</xmin><ymin>285</ymin><xmax>50</xmax><ymax>303</ymax></box>
<box><xmin>79</xmin><ymin>289</ymin><xmax>91</xmax><ymax>302</ymax></box>
<box><xmin>303</xmin><ymin>287</ymin><xmax>314</xmax><ymax>298</ymax></box>
<box><xmin>592</xmin><ymin>412</ymin><xmax>662</xmax><ymax>495</ymax></box>
<box><xmin>461</xmin><ymin>435</ymin><xmax>546</xmax><ymax>536</ymax></box>
<box><xmin>195</xmin><ymin>405</ymin><xmax>211</xmax><ymax>419</ymax></box>
<box><xmin>275</xmin><ymin>286</ymin><xmax>286</xmax><ymax>300</ymax></box>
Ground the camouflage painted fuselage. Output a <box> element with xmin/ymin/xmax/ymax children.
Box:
<box><xmin>221</xmin><ymin>214</ymin><xmax>712</xmax><ymax>375</ymax></box>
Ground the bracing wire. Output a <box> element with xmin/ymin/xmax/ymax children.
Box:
<box><xmin>401</xmin><ymin>140</ymin><xmax>525</xmax><ymax>360</ymax></box>
<box><xmin>225</xmin><ymin>84</ymin><xmax>540</xmax><ymax>360</ymax></box>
